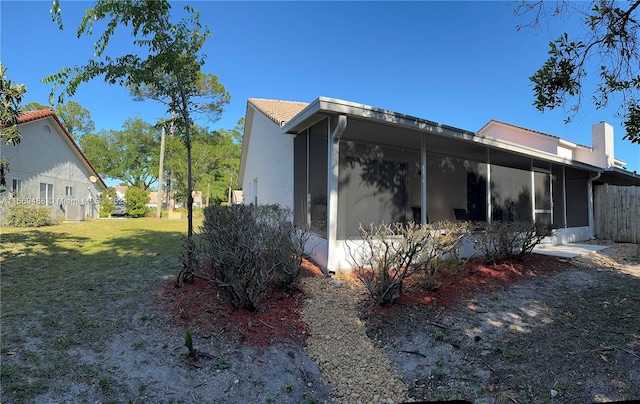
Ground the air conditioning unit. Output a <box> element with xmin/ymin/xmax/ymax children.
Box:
<box><xmin>65</xmin><ymin>205</ymin><xmax>85</xmax><ymax>221</ymax></box>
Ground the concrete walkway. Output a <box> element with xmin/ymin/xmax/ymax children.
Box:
<box><xmin>532</xmin><ymin>242</ymin><xmax>609</xmax><ymax>258</ymax></box>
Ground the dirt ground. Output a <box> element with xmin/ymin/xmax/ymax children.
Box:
<box><xmin>2</xmin><ymin>242</ymin><xmax>639</xmax><ymax>403</ymax></box>
<box><xmin>367</xmin><ymin>243</ymin><xmax>640</xmax><ymax>403</ymax></box>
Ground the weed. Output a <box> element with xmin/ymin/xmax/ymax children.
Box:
<box><xmin>304</xmin><ymin>394</ymin><xmax>320</xmax><ymax>404</ymax></box>
<box><xmin>284</xmin><ymin>383</ymin><xmax>293</xmax><ymax>392</ymax></box>
<box><xmin>99</xmin><ymin>376</ymin><xmax>117</xmax><ymax>394</ymax></box>
<box><xmin>435</xmin><ymin>331</ymin><xmax>447</xmax><ymax>342</ymax></box>
<box><xmin>215</xmin><ymin>355</ymin><xmax>231</xmax><ymax>370</ymax></box>
<box><xmin>131</xmin><ymin>340</ymin><xmax>145</xmax><ymax>350</ymax></box>
<box><xmin>183</xmin><ymin>329</ymin><xmax>197</xmax><ymax>358</ymax></box>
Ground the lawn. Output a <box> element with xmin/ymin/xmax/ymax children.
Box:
<box><xmin>0</xmin><ymin>218</ymin><xmax>196</xmax><ymax>402</ymax></box>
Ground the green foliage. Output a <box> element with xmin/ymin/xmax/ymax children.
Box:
<box><xmin>0</xmin><ymin>63</ymin><xmax>26</xmax><ymax>187</ymax></box>
<box><xmin>214</xmin><ymin>355</ymin><xmax>230</xmax><ymax>370</ymax></box>
<box><xmin>99</xmin><ymin>188</ymin><xmax>116</xmax><ymax>217</ymax></box>
<box><xmin>79</xmin><ymin>118</ymin><xmax>159</xmax><ymax>189</ymax></box>
<box><xmin>195</xmin><ymin>204</ymin><xmax>308</xmax><ymax>312</ymax></box>
<box><xmin>45</xmin><ymin>0</ymin><xmax>231</xmax><ymax>245</ymax></box>
<box><xmin>124</xmin><ymin>186</ymin><xmax>149</xmax><ymax>218</ymax></box>
<box><xmin>4</xmin><ymin>204</ymin><xmax>55</xmax><ymax>227</ymax></box>
<box><xmin>183</xmin><ymin>329</ymin><xmax>196</xmax><ymax>358</ymax></box>
<box><xmin>165</xmin><ymin>124</ymin><xmax>241</xmax><ymax>205</ymax></box>
<box><xmin>519</xmin><ymin>1</ymin><xmax>640</xmax><ymax>143</ymax></box>
<box><xmin>348</xmin><ymin>221</ymin><xmax>470</xmax><ymax>306</ymax></box>
<box><xmin>174</xmin><ymin>206</ymin><xmax>203</xmax><ymax>219</ymax></box>
<box><xmin>24</xmin><ymin>101</ymin><xmax>95</xmax><ymax>140</ymax></box>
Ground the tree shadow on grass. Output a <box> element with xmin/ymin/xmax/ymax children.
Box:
<box><xmin>99</xmin><ymin>228</ymin><xmax>186</xmax><ymax>259</ymax></box>
<box><xmin>0</xmin><ymin>230</ymin><xmax>91</xmax><ymax>260</ymax></box>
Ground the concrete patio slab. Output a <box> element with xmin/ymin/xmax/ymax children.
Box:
<box><xmin>533</xmin><ymin>243</ymin><xmax>609</xmax><ymax>258</ymax></box>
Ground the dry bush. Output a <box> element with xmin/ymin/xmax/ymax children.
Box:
<box><xmin>348</xmin><ymin>221</ymin><xmax>470</xmax><ymax>306</ymax></box>
<box><xmin>195</xmin><ymin>204</ymin><xmax>308</xmax><ymax>312</ymax></box>
<box><xmin>472</xmin><ymin>221</ymin><xmax>553</xmax><ymax>265</ymax></box>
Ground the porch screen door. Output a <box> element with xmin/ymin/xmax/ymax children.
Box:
<box><xmin>534</xmin><ymin>170</ymin><xmax>552</xmax><ymax>225</ymax></box>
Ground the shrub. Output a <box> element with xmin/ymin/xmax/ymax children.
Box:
<box><xmin>348</xmin><ymin>221</ymin><xmax>470</xmax><ymax>306</ymax></box>
<box><xmin>173</xmin><ymin>206</ymin><xmax>204</xmax><ymax>219</ymax></box>
<box><xmin>124</xmin><ymin>186</ymin><xmax>149</xmax><ymax>218</ymax></box>
<box><xmin>99</xmin><ymin>189</ymin><xmax>115</xmax><ymax>217</ymax></box>
<box><xmin>195</xmin><ymin>204</ymin><xmax>308</xmax><ymax>312</ymax></box>
<box><xmin>472</xmin><ymin>221</ymin><xmax>553</xmax><ymax>265</ymax></box>
<box><xmin>4</xmin><ymin>204</ymin><xmax>55</xmax><ymax>227</ymax></box>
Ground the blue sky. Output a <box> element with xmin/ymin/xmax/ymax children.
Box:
<box><xmin>2</xmin><ymin>1</ymin><xmax>639</xmax><ymax>175</ymax></box>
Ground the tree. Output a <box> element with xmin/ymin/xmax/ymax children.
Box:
<box><xmin>124</xmin><ymin>186</ymin><xmax>149</xmax><ymax>218</ymax></box>
<box><xmin>24</xmin><ymin>100</ymin><xmax>95</xmax><ymax>140</ymax></box>
<box><xmin>79</xmin><ymin>117</ymin><xmax>159</xmax><ymax>189</ymax></box>
<box><xmin>99</xmin><ymin>187</ymin><xmax>116</xmax><ymax>217</ymax></box>
<box><xmin>0</xmin><ymin>63</ymin><xmax>26</xmax><ymax>188</ymax></box>
<box><xmin>164</xmin><ymin>123</ymin><xmax>241</xmax><ymax>206</ymax></box>
<box><xmin>517</xmin><ymin>1</ymin><xmax>640</xmax><ymax>143</ymax></box>
<box><xmin>46</xmin><ymin>0</ymin><xmax>230</xmax><ymax>275</ymax></box>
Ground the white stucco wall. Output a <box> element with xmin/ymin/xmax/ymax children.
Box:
<box><xmin>241</xmin><ymin>108</ymin><xmax>295</xmax><ymax>211</ymax></box>
<box><xmin>0</xmin><ymin>117</ymin><xmax>104</xmax><ymax>220</ymax></box>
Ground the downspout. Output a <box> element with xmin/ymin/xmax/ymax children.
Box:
<box><xmin>326</xmin><ymin>115</ymin><xmax>348</xmax><ymax>274</ymax></box>
<box><xmin>587</xmin><ymin>171</ymin><xmax>602</xmax><ymax>239</ymax></box>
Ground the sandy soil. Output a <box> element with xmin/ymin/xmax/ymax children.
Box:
<box><xmin>2</xmin><ymin>243</ymin><xmax>638</xmax><ymax>403</ymax></box>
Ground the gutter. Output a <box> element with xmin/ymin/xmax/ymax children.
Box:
<box><xmin>587</xmin><ymin>171</ymin><xmax>602</xmax><ymax>239</ymax></box>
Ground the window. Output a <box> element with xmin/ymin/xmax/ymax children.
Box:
<box><xmin>40</xmin><ymin>183</ymin><xmax>54</xmax><ymax>205</ymax></box>
<box><xmin>65</xmin><ymin>186</ymin><xmax>74</xmax><ymax>197</ymax></box>
<box><xmin>11</xmin><ymin>179</ymin><xmax>22</xmax><ymax>195</ymax></box>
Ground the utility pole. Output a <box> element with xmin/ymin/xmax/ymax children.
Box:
<box><xmin>156</xmin><ymin>126</ymin><xmax>166</xmax><ymax>218</ymax></box>
<box><xmin>165</xmin><ymin>111</ymin><xmax>175</xmax><ymax>211</ymax></box>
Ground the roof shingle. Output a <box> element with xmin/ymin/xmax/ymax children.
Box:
<box><xmin>248</xmin><ymin>98</ymin><xmax>308</xmax><ymax>126</ymax></box>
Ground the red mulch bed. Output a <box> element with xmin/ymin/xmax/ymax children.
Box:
<box><xmin>155</xmin><ymin>259</ymin><xmax>324</xmax><ymax>347</ymax></box>
<box><xmin>363</xmin><ymin>253</ymin><xmax>571</xmax><ymax>318</ymax></box>
<box><xmin>156</xmin><ymin>254</ymin><xmax>570</xmax><ymax>346</ymax></box>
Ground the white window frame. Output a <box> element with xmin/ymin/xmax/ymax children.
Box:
<box><xmin>11</xmin><ymin>178</ymin><xmax>22</xmax><ymax>195</ymax></box>
<box><xmin>40</xmin><ymin>183</ymin><xmax>54</xmax><ymax>205</ymax></box>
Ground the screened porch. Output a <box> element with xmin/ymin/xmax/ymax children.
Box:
<box><xmin>293</xmin><ymin>116</ymin><xmax>591</xmax><ymax>241</ymax></box>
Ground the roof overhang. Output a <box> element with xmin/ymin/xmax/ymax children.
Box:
<box><xmin>597</xmin><ymin>167</ymin><xmax>640</xmax><ymax>186</ymax></box>
<box><xmin>15</xmin><ymin>110</ymin><xmax>108</xmax><ymax>190</ymax></box>
<box><xmin>280</xmin><ymin>97</ymin><xmax>602</xmax><ymax>173</ymax></box>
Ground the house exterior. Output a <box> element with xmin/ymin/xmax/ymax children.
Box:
<box><xmin>0</xmin><ymin>109</ymin><xmax>107</xmax><ymax>221</ymax></box>
<box><xmin>239</xmin><ymin>97</ymin><xmax>640</xmax><ymax>273</ymax></box>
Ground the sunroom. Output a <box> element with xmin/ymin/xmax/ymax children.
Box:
<box><xmin>284</xmin><ymin>98</ymin><xmax>597</xmax><ymax>273</ymax></box>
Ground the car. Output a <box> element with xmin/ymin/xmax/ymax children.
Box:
<box><xmin>113</xmin><ymin>203</ymin><xmax>125</xmax><ymax>216</ymax></box>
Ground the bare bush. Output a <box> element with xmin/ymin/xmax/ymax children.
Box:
<box><xmin>196</xmin><ymin>204</ymin><xmax>308</xmax><ymax>312</ymax></box>
<box><xmin>472</xmin><ymin>221</ymin><xmax>553</xmax><ymax>265</ymax></box>
<box><xmin>348</xmin><ymin>221</ymin><xmax>470</xmax><ymax>306</ymax></box>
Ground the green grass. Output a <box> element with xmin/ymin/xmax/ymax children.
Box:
<box><xmin>0</xmin><ymin>218</ymin><xmax>199</xmax><ymax>402</ymax></box>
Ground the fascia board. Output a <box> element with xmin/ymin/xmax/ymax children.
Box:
<box><xmin>238</xmin><ymin>105</ymin><xmax>255</xmax><ymax>184</ymax></box>
<box><xmin>281</xmin><ymin>97</ymin><xmax>601</xmax><ymax>173</ymax></box>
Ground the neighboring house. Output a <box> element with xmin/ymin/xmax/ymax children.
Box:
<box><xmin>230</xmin><ymin>190</ymin><xmax>243</xmax><ymax>205</ymax></box>
<box><xmin>0</xmin><ymin>109</ymin><xmax>107</xmax><ymax>221</ymax></box>
<box><xmin>114</xmin><ymin>185</ymin><xmax>127</xmax><ymax>203</ymax></box>
<box><xmin>239</xmin><ymin>97</ymin><xmax>640</xmax><ymax>273</ymax></box>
